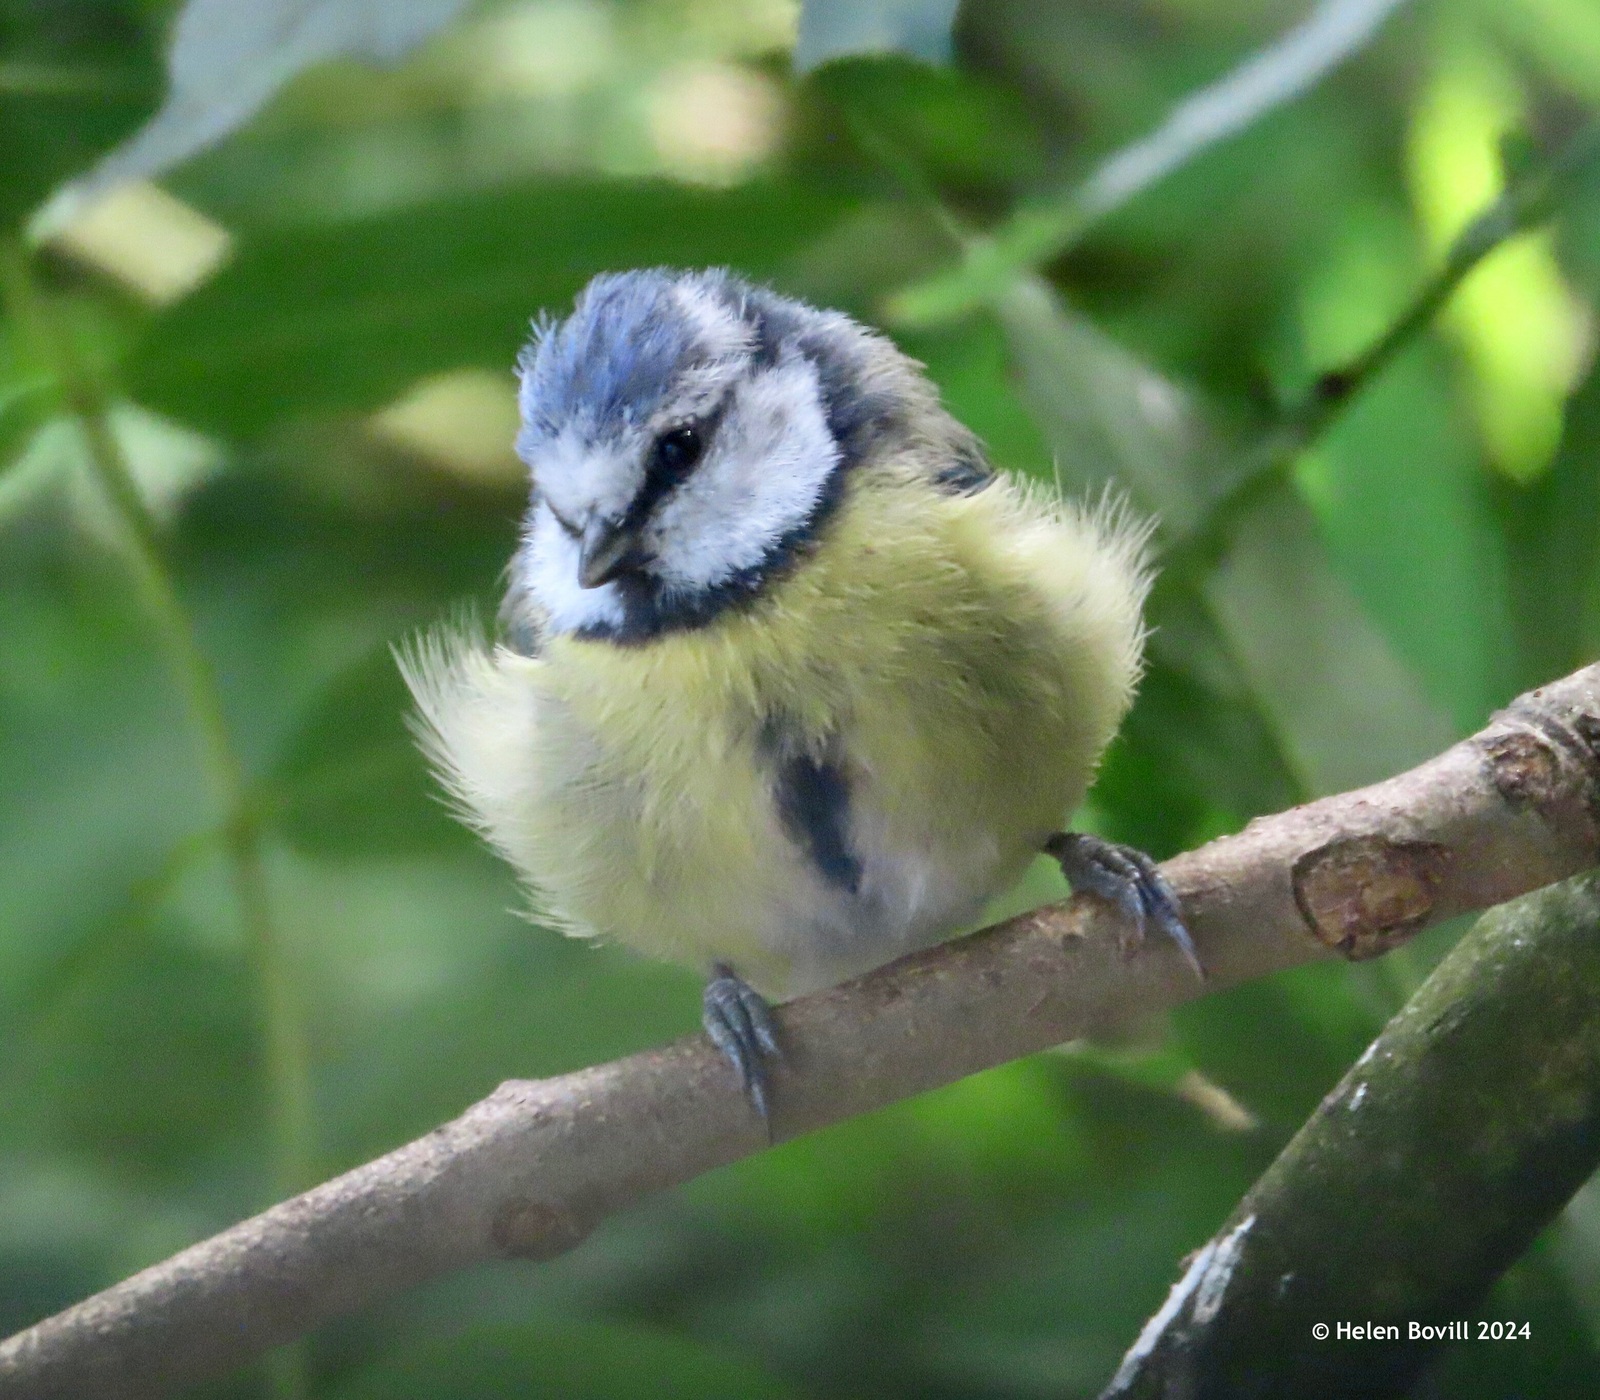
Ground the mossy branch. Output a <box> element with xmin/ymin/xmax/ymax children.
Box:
<box><xmin>1104</xmin><ymin>872</ymin><xmax>1600</xmax><ymax>1399</ymax></box>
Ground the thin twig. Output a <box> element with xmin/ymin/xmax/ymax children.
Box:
<box><xmin>884</xmin><ymin>107</ymin><xmax>1600</xmax><ymax>574</ymax></box>
<box><xmin>0</xmin><ymin>242</ymin><xmax>312</xmax><ymax>1400</ymax></box>
<box><xmin>1189</xmin><ymin>116</ymin><xmax>1600</xmax><ymax>554</ymax></box>
<box><xmin>3</xmin><ymin>661</ymin><xmax>1598</xmax><ymax>1400</ymax></box>
<box><xmin>888</xmin><ymin>0</ymin><xmax>1415</xmax><ymax>325</ymax></box>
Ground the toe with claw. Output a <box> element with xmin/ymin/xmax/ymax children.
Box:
<box><xmin>1045</xmin><ymin>832</ymin><xmax>1203</xmax><ymax>979</ymax></box>
<box><xmin>703</xmin><ymin>963</ymin><xmax>783</xmax><ymax>1123</ymax></box>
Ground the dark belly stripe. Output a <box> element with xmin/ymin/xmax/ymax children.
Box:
<box><xmin>773</xmin><ymin>749</ymin><xmax>863</xmax><ymax>895</ymax></box>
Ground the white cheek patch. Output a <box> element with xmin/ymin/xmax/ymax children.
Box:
<box><xmin>516</xmin><ymin>505</ymin><xmax>627</xmax><ymax>634</ymax></box>
<box><xmin>527</xmin><ymin>429</ymin><xmax>640</xmax><ymax>530</ymax></box>
<box><xmin>649</xmin><ymin>356</ymin><xmax>840</xmax><ymax>590</ymax></box>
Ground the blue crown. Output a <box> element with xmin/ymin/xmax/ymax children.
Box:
<box><xmin>516</xmin><ymin>268</ymin><xmax>744</xmax><ymax>456</ymax></box>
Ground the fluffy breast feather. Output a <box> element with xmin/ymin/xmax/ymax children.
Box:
<box><xmin>401</xmin><ymin>467</ymin><xmax>1151</xmax><ymax>996</ymax></box>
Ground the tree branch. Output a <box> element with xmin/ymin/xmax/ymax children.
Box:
<box><xmin>1103</xmin><ymin>870</ymin><xmax>1600</xmax><ymax>1399</ymax></box>
<box><xmin>4</xmin><ymin>664</ymin><xmax>1600</xmax><ymax>1400</ymax></box>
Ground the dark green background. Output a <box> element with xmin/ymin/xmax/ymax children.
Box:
<box><xmin>3</xmin><ymin>0</ymin><xmax>1599</xmax><ymax>1395</ymax></box>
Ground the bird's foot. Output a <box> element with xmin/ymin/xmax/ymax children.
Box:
<box><xmin>703</xmin><ymin>964</ymin><xmax>782</xmax><ymax>1124</ymax></box>
<box><xmin>1045</xmin><ymin>832</ymin><xmax>1203</xmax><ymax>979</ymax></box>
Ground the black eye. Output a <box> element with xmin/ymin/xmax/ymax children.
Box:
<box><xmin>653</xmin><ymin>425</ymin><xmax>703</xmax><ymax>479</ymax></box>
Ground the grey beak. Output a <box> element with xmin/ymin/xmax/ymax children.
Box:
<box><xmin>577</xmin><ymin>516</ymin><xmax>642</xmax><ymax>590</ymax></box>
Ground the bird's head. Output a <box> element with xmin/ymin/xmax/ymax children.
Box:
<box><xmin>506</xmin><ymin>268</ymin><xmax>911</xmax><ymax>643</ymax></box>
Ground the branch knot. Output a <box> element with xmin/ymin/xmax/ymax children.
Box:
<box><xmin>1292</xmin><ymin>836</ymin><xmax>1451</xmax><ymax>960</ymax></box>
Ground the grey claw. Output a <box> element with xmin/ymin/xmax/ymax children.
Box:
<box><xmin>704</xmin><ymin>964</ymin><xmax>782</xmax><ymax>1122</ymax></box>
<box><xmin>1046</xmin><ymin>832</ymin><xmax>1203</xmax><ymax>980</ymax></box>
<box><xmin>1120</xmin><ymin>845</ymin><xmax>1204</xmax><ymax>979</ymax></box>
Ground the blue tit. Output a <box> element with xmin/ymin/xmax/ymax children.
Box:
<box><xmin>402</xmin><ymin>268</ymin><xmax>1196</xmax><ymax>1119</ymax></box>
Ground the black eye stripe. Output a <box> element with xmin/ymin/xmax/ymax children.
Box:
<box><xmin>545</xmin><ymin>501</ymin><xmax>582</xmax><ymax>538</ymax></box>
<box><xmin>623</xmin><ymin>398</ymin><xmax>730</xmax><ymax>529</ymax></box>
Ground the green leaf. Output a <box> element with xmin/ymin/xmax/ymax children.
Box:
<box><xmin>894</xmin><ymin>312</ymin><xmax>1051</xmax><ymax>479</ymax></box>
<box><xmin>993</xmin><ymin>273</ymin><xmax>1224</xmax><ymax>534</ymax></box>
<box><xmin>1293</xmin><ymin>336</ymin><xmax>1513</xmax><ymax>735</ymax></box>
<box><xmin>798</xmin><ymin>56</ymin><xmax>1044</xmax><ymax>190</ymax></box>
<box><xmin>0</xmin><ymin>557</ymin><xmax>217</xmax><ymax>998</ymax></box>
<box><xmin>1496</xmin><ymin>358</ymin><xmax>1600</xmax><ymax>692</ymax></box>
<box><xmin>996</xmin><ymin>271</ymin><xmax>1453</xmax><ymax>795</ymax></box>
<box><xmin>12</xmin><ymin>923</ymin><xmax>253</xmax><ymax>1181</ymax></box>
<box><xmin>1205</xmin><ymin>480</ymin><xmax>1455</xmax><ymax>794</ymax></box>
<box><xmin>329</xmin><ymin>1322</ymin><xmax>802</xmax><ymax>1400</ymax></box>
<box><xmin>890</xmin><ymin>0</ymin><xmax>1415</xmax><ymax>325</ymax></box>
<box><xmin>0</xmin><ymin>3</ymin><xmax>163</xmax><ymax>232</ymax></box>
<box><xmin>42</xmin><ymin>0</ymin><xmax>469</xmax><ymax>226</ymax></box>
<box><xmin>0</xmin><ymin>380</ymin><xmax>62</xmax><ymax>526</ymax></box>
<box><xmin>1097</xmin><ymin>602</ymin><xmax>1302</xmax><ymax>853</ymax></box>
<box><xmin>269</xmin><ymin>643</ymin><xmax>469</xmax><ymax>859</ymax></box>
<box><xmin>129</xmin><ymin>178</ymin><xmax>855</xmax><ymax>439</ymax></box>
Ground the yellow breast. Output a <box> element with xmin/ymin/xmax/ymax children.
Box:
<box><xmin>409</xmin><ymin>466</ymin><xmax>1150</xmax><ymax>996</ymax></box>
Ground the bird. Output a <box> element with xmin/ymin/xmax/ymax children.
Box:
<box><xmin>401</xmin><ymin>267</ymin><xmax>1197</xmax><ymax>1121</ymax></box>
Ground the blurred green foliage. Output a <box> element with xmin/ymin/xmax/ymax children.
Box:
<box><xmin>2</xmin><ymin>0</ymin><xmax>1600</xmax><ymax>1396</ymax></box>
